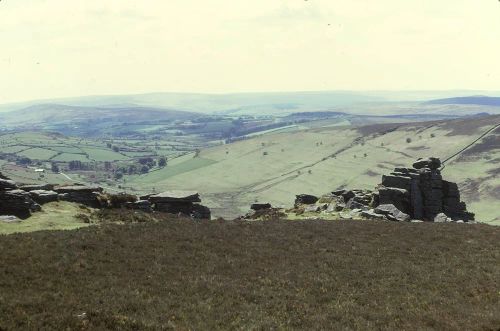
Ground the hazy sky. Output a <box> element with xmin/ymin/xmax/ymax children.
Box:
<box><xmin>1</xmin><ymin>0</ymin><xmax>499</xmax><ymax>103</ymax></box>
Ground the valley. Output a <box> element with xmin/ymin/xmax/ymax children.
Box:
<box><xmin>1</xmin><ymin>100</ymin><xmax>498</xmax><ymax>224</ymax></box>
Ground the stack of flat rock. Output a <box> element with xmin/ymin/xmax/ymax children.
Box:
<box><xmin>147</xmin><ymin>191</ymin><xmax>211</xmax><ymax>219</ymax></box>
<box><xmin>0</xmin><ymin>174</ymin><xmax>41</xmax><ymax>219</ymax></box>
<box><xmin>20</xmin><ymin>184</ymin><xmax>59</xmax><ymax>204</ymax></box>
<box><xmin>54</xmin><ymin>185</ymin><xmax>104</xmax><ymax>208</ymax></box>
<box><xmin>377</xmin><ymin>157</ymin><xmax>474</xmax><ymax>222</ymax></box>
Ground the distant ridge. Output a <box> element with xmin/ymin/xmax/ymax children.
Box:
<box><xmin>425</xmin><ymin>96</ymin><xmax>500</xmax><ymax>107</ymax></box>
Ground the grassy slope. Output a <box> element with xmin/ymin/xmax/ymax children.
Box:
<box><xmin>0</xmin><ymin>202</ymin><xmax>93</xmax><ymax>235</ymax></box>
<box><xmin>127</xmin><ymin>117</ymin><xmax>500</xmax><ymax>223</ymax></box>
<box><xmin>0</xmin><ymin>219</ymin><xmax>498</xmax><ymax>330</ymax></box>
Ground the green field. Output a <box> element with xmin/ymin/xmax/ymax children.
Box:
<box><xmin>17</xmin><ymin>147</ymin><xmax>59</xmax><ymax>160</ymax></box>
<box><xmin>0</xmin><ymin>145</ymin><xmax>30</xmax><ymax>153</ymax></box>
<box><xmin>128</xmin><ymin>156</ymin><xmax>217</xmax><ymax>185</ymax></box>
<box><xmin>81</xmin><ymin>147</ymin><xmax>130</xmax><ymax>161</ymax></box>
<box><xmin>51</xmin><ymin>153</ymin><xmax>90</xmax><ymax>162</ymax></box>
<box><xmin>121</xmin><ymin>116</ymin><xmax>500</xmax><ymax>223</ymax></box>
<box><xmin>1</xmin><ymin>116</ymin><xmax>498</xmax><ymax>224</ymax></box>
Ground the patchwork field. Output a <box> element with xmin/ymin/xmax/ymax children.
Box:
<box><xmin>1</xmin><ymin>115</ymin><xmax>499</xmax><ymax>224</ymax></box>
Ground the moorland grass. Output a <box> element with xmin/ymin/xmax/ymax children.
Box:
<box><xmin>0</xmin><ymin>215</ymin><xmax>499</xmax><ymax>330</ymax></box>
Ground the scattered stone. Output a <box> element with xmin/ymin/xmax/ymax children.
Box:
<box><xmin>0</xmin><ymin>215</ymin><xmax>21</xmax><ymax>223</ymax></box>
<box><xmin>345</xmin><ymin>199</ymin><xmax>369</xmax><ymax>211</ymax></box>
<box><xmin>342</xmin><ymin>191</ymin><xmax>355</xmax><ymax>203</ymax></box>
<box><xmin>327</xmin><ymin>202</ymin><xmax>345</xmax><ymax>212</ymax></box>
<box><xmin>361</xmin><ymin>210</ymin><xmax>386</xmax><ymax>220</ymax></box>
<box><xmin>331</xmin><ymin>189</ymin><xmax>346</xmax><ymax>197</ymax></box>
<box><xmin>339</xmin><ymin>212</ymin><xmax>353</xmax><ymax>219</ymax></box>
<box><xmin>304</xmin><ymin>205</ymin><xmax>321</xmax><ymax>213</ymax></box>
<box><xmin>434</xmin><ymin>213</ymin><xmax>452</xmax><ymax>223</ymax></box>
<box><xmin>374</xmin><ymin>204</ymin><xmax>410</xmax><ymax>222</ymax></box>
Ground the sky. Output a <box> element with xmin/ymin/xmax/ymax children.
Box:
<box><xmin>1</xmin><ymin>0</ymin><xmax>499</xmax><ymax>103</ymax></box>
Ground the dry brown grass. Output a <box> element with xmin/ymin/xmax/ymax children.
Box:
<box><xmin>0</xmin><ymin>216</ymin><xmax>499</xmax><ymax>330</ymax></box>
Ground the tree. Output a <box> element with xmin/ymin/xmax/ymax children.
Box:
<box><xmin>128</xmin><ymin>164</ymin><xmax>137</xmax><ymax>175</ymax></box>
<box><xmin>114</xmin><ymin>172</ymin><xmax>123</xmax><ymax>180</ymax></box>
<box><xmin>158</xmin><ymin>156</ymin><xmax>167</xmax><ymax>167</ymax></box>
<box><xmin>112</xmin><ymin>146</ymin><xmax>120</xmax><ymax>152</ymax></box>
<box><xmin>18</xmin><ymin>157</ymin><xmax>31</xmax><ymax>165</ymax></box>
<box><xmin>51</xmin><ymin>163</ymin><xmax>59</xmax><ymax>173</ymax></box>
<box><xmin>406</xmin><ymin>138</ymin><xmax>412</xmax><ymax>144</ymax></box>
<box><xmin>140</xmin><ymin>165</ymin><xmax>149</xmax><ymax>174</ymax></box>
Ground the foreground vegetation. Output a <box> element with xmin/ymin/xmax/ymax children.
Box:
<box><xmin>0</xmin><ymin>215</ymin><xmax>499</xmax><ymax>330</ymax></box>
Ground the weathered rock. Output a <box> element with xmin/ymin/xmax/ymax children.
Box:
<box><xmin>345</xmin><ymin>199</ymin><xmax>369</xmax><ymax>211</ymax></box>
<box><xmin>0</xmin><ymin>189</ymin><xmax>40</xmax><ymax>219</ymax></box>
<box><xmin>327</xmin><ymin>202</ymin><xmax>345</xmax><ymax>212</ymax></box>
<box><xmin>374</xmin><ymin>204</ymin><xmax>410</xmax><ymax>222</ymax></box>
<box><xmin>413</xmin><ymin>157</ymin><xmax>441</xmax><ymax>170</ymax></box>
<box><xmin>125</xmin><ymin>200</ymin><xmax>153</xmax><ymax>211</ymax></box>
<box><xmin>0</xmin><ymin>215</ymin><xmax>21</xmax><ymax>223</ymax></box>
<box><xmin>339</xmin><ymin>211</ymin><xmax>353</xmax><ymax>219</ymax></box>
<box><xmin>191</xmin><ymin>204</ymin><xmax>211</xmax><ymax>219</ymax></box>
<box><xmin>54</xmin><ymin>185</ymin><xmax>104</xmax><ymax>208</ymax></box>
<box><xmin>54</xmin><ymin>185</ymin><xmax>103</xmax><ymax>193</ymax></box>
<box><xmin>251</xmin><ymin>203</ymin><xmax>272</xmax><ymax>211</ymax></box>
<box><xmin>149</xmin><ymin>191</ymin><xmax>200</xmax><ymax>203</ymax></box>
<box><xmin>148</xmin><ymin>190</ymin><xmax>211</xmax><ymax>219</ymax></box>
<box><xmin>29</xmin><ymin>190</ymin><xmax>59</xmax><ymax>204</ymax></box>
<box><xmin>304</xmin><ymin>205</ymin><xmax>321</xmax><ymax>213</ymax></box>
<box><xmin>342</xmin><ymin>191</ymin><xmax>355</xmax><ymax>203</ymax></box>
<box><xmin>434</xmin><ymin>213</ymin><xmax>452</xmax><ymax>223</ymax></box>
<box><xmin>378</xmin><ymin>187</ymin><xmax>410</xmax><ymax>214</ymax></box>
<box><xmin>19</xmin><ymin>184</ymin><xmax>54</xmax><ymax>192</ymax></box>
<box><xmin>361</xmin><ymin>210</ymin><xmax>387</xmax><ymax>220</ymax></box>
<box><xmin>294</xmin><ymin>194</ymin><xmax>319</xmax><ymax>206</ymax></box>
<box><xmin>0</xmin><ymin>178</ymin><xmax>17</xmax><ymax>190</ymax></box>
<box><xmin>331</xmin><ymin>189</ymin><xmax>346</xmax><ymax>197</ymax></box>
<box><xmin>381</xmin><ymin>175</ymin><xmax>411</xmax><ymax>190</ymax></box>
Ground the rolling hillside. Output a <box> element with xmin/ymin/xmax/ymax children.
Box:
<box><xmin>124</xmin><ymin>115</ymin><xmax>500</xmax><ymax>224</ymax></box>
<box><xmin>426</xmin><ymin>96</ymin><xmax>500</xmax><ymax>107</ymax></box>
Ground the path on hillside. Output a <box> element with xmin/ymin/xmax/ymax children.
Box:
<box><xmin>441</xmin><ymin>122</ymin><xmax>500</xmax><ymax>171</ymax></box>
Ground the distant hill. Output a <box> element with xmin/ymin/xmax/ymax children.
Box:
<box><xmin>0</xmin><ymin>92</ymin><xmax>387</xmax><ymax>116</ymax></box>
<box><xmin>425</xmin><ymin>96</ymin><xmax>500</xmax><ymax>107</ymax></box>
<box><xmin>0</xmin><ymin>104</ymin><xmax>200</xmax><ymax>136</ymax></box>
